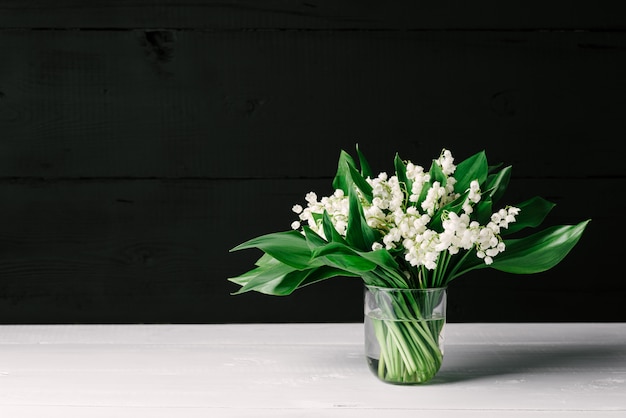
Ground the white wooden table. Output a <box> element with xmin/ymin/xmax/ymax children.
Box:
<box><xmin>0</xmin><ymin>323</ymin><xmax>624</xmax><ymax>417</ymax></box>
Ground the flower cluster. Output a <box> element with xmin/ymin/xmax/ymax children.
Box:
<box><xmin>230</xmin><ymin>144</ymin><xmax>588</xmax><ymax>296</ymax></box>
<box><xmin>292</xmin><ymin>149</ymin><xmax>520</xmax><ymax>270</ymax></box>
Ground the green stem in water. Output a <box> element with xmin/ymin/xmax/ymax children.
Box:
<box><xmin>368</xmin><ymin>288</ymin><xmax>445</xmax><ymax>383</ymax></box>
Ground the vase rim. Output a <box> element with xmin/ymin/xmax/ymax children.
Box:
<box><xmin>365</xmin><ymin>285</ymin><xmax>447</xmax><ymax>292</ymax></box>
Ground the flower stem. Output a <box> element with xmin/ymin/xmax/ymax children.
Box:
<box><xmin>366</xmin><ymin>287</ymin><xmax>446</xmax><ymax>384</ymax></box>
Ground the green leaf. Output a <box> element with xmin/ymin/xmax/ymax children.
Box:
<box><xmin>331</xmin><ymin>150</ymin><xmax>356</xmax><ymax>195</ymax></box>
<box><xmin>359</xmin><ymin>249</ymin><xmax>409</xmax><ymax>287</ymax></box>
<box><xmin>474</xmin><ymin>199</ymin><xmax>493</xmax><ymax>225</ymax></box>
<box><xmin>394</xmin><ymin>153</ymin><xmax>412</xmax><ymax>198</ymax></box>
<box><xmin>303</xmin><ymin>225</ymin><xmax>327</xmax><ymax>251</ymax></box>
<box><xmin>429</xmin><ymin>158</ymin><xmax>447</xmax><ymax>186</ymax></box>
<box><xmin>490</xmin><ymin>220</ymin><xmax>591</xmax><ymax>274</ymax></box>
<box><xmin>359</xmin><ymin>248</ymin><xmax>401</xmax><ymax>271</ymax></box>
<box><xmin>445</xmin><ymin>219</ymin><xmax>591</xmax><ymax>281</ymax></box>
<box><xmin>230</xmin><ymin>230</ymin><xmax>316</xmax><ymax>270</ymax></box>
<box><xmin>254</xmin><ymin>252</ymin><xmax>281</xmax><ymax>268</ymax></box>
<box><xmin>312</xmin><ymin>242</ymin><xmax>377</xmax><ymax>272</ymax></box>
<box><xmin>229</xmin><ymin>260</ymin><xmax>359</xmax><ymax>296</ymax></box>
<box><xmin>332</xmin><ymin>150</ymin><xmax>373</xmax><ymax>201</ymax></box>
<box><xmin>324</xmin><ymin>253</ymin><xmax>377</xmax><ymax>272</ymax></box>
<box><xmin>228</xmin><ymin>259</ymin><xmax>300</xmax><ymax>295</ymax></box>
<box><xmin>349</xmin><ymin>162</ymin><xmax>373</xmax><ymax>201</ymax></box>
<box><xmin>321</xmin><ymin>211</ymin><xmax>347</xmax><ymax>244</ymax></box>
<box><xmin>454</xmin><ymin>150</ymin><xmax>488</xmax><ymax>194</ymax></box>
<box><xmin>356</xmin><ymin>144</ymin><xmax>374</xmax><ymax>179</ymax></box>
<box><xmin>310</xmin><ymin>241</ymin><xmax>353</xmax><ymax>258</ymax></box>
<box><xmin>294</xmin><ymin>266</ymin><xmax>361</xmax><ymax>290</ymax></box>
<box><xmin>345</xmin><ymin>190</ymin><xmax>378</xmax><ymax>251</ymax></box>
<box><xmin>484</xmin><ymin>165</ymin><xmax>511</xmax><ymax>204</ymax></box>
<box><xmin>313</xmin><ymin>242</ymin><xmax>407</xmax><ymax>285</ymax></box>
<box><xmin>501</xmin><ymin>196</ymin><xmax>555</xmax><ymax>235</ymax></box>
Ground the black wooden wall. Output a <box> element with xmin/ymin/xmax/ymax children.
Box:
<box><xmin>0</xmin><ymin>1</ymin><xmax>624</xmax><ymax>323</ymax></box>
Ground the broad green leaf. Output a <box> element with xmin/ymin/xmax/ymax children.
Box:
<box><xmin>303</xmin><ymin>225</ymin><xmax>327</xmax><ymax>251</ymax></box>
<box><xmin>254</xmin><ymin>252</ymin><xmax>281</xmax><ymax>268</ymax></box>
<box><xmin>311</xmin><ymin>241</ymin><xmax>355</xmax><ymax>258</ymax></box>
<box><xmin>454</xmin><ymin>150</ymin><xmax>488</xmax><ymax>194</ymax></box>
<box><xmin>310</xmin><ymin>241</ymin><xmax>378</xmax><ymax>273</ymax></box>
<box><xmin>230</xmin><ymin>230</ymin><xmax>316</xmax><ymax>270</ymax></box>
<box><xmin>501</xmin><ymin>196</ymin><xmax>555</xmax><ymax>235</ymax></box>
<box><xmin>394</xmin><ymin>153</ymin><xmax>413</xmax><ymax>198</ymax></box>
<box><xmin>332</xmin><ymin>150</ymin><xmax>373</xmax><ymax>201</ymax></box>
<box><xmin>322</xmin><ymin>211</ymin><xmax>347</xmax><ymax>244</ymax></box>
<box><xmin>331</xmin><ymin>150</ymin><xmax>356</xmax><ymax>195</ymax></box>
<box><xmin>348</xmin><ymin>162</ymin><xmax>373</xmax><ymax>201</ymax></box>
<box><xmin>490</xmin><ymin>220</ymin><xmax>590</xmax><ymax>274</ymax></box>
<box><xmin>359</xmin><ymin>248</ymin><xmax>401</xmax><ymax>271</ymax></box>
<box><xmin>311</xmin><ymin>239</ymin><xmax>404</xmax><ymax>283</ymax></box>
<box><xmin>429</xmin><ymin>158</ymin><xmax>447</xmax><ymax>186</ymax></box>
<box><xmin>345</xmin><ymin>190</ymin><xmax>378</xmax><ymax>251</ymax></box>
<box><xmin>315</xmin><ymin>241</ymin><xmax>408</xmax><ymax>286</ymax></box>
<box><xmin>230</xmin><ymin>263</ymin><xmax>358</xmax><ymax>296</ymax></box>
<box><xmin>484</xmin><ymin>165</ymin><xmax>511</xmax><ymax>204</ymax></box>
<box><xmin>444</xmin><ymin>219</ymin><xmax>590</xmax><ymax>282</ymax></box>
<box><xmin>356</xmin><ymin>144</ymin><xmax>374</xmax><ymax>179</ymax></box>
<box><xmin>359</xmin><ymin>270</ymin><xmax>392</xmax><ymax>288</ymax></box>
<box><xmin>323</xmin><ymin>253</ymin><xmax>377</xmax><ymax>272</ymax></box>
<box><xmin>474</xmin><ymin>199</ymin><xmax>493</xmax><ymax>225</ymax></box>
<box><xmin>359</xmin><ymin>249</ymin><xmax>409</xmax><ymax>287</ymax></box>
<box><xmin>291</xmin><ymin>266</ymin><xmax>361</xmax><ymax>291</ymax></box>
<box><xmin>228</xmin><ymin>268</ymin><xmax>260</xmax><ymax>287</ymax></box>
<box><xmin>229</xmin><ymin>260</ymin><xmax>300</xmax><ymax>295</ymax></box>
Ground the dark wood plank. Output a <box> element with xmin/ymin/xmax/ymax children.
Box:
<box><xmin>0</xmin><ymin>177</ymin><xmax>616</xmax><ymax>323</ymax></box>
<box><xmin>1</xmin><ymin>29</ymin><xmax>625</xmax><ymax>179</ymax></box>
<box><xmin>1</xmin><ymin>2</ymin><xmax>624</xmax><ymax>324</ymax></box>
<box><xmin>0</xmin><ymin>1</ymin><xmax>625</xmax><ymax>30</ymax></box>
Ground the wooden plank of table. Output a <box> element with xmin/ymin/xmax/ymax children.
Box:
<box><xmin>0</xmin><ymin>323</ymin><xmax>623</xmax><ymax>417</ymax></box>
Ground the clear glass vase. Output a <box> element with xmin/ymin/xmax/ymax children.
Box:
<box><xmin>364</xmin><ymin>285</ymin><xmax>447</xmax><ymax>384</ymax></box>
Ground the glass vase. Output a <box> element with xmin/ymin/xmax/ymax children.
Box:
<box><xmin>364</xmin><ymin>285</ymin><xmax>447</xmax><ymax>384</ymax></box>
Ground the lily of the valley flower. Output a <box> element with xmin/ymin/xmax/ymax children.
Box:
<box><xmin>292</xmin><ymin>149</ymin><xmax>520</xmax><ymax>271</ymax></box>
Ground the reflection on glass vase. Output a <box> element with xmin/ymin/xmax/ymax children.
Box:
<box><xmin>364</xmin><ymin>286</ymin><xmax>447</xmax><ymax>384</ymax></box>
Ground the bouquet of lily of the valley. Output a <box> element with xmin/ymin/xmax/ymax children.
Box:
<box><xmin>229</xmin><ymin>146</ymin><xmax>589</xmax><ymax>383</ymax></box>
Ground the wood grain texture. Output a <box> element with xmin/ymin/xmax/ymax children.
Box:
<box><xmin>0</xmin><ymin>323</ymin><xmax>624</xmax><ymax>416</ymax></box>
<box><xmin>0</xmin><ymin>178</ymin><xmax>617</xmax><ymax>323</ymax></box>
<box><xmin>0</xmin><ymin>1</ymin><xmax>625</xmax><ymax>29</ymax></box>
<box><xmin>0</xmin><ymin>3</ymin><xmax>623</xmax><ymax>323</ymax></box>
<box><xmin>1</xmin><ymin>29</ymin><xmax>625</xmax><ymax>178</ymax></box>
